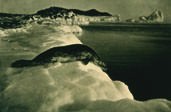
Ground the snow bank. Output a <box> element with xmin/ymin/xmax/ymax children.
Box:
<box><xmin>55</xmin><ymin>25</ymin><xmax>83</xmax><ymax>33</ymax></box>
<box><xmin>0</xmin><ymin>26</ymin><xmax>30</xmax><ymax>37</ymax></box>
<box><xmin>59</xmin><ymin>99</ymin><xmax>171</xmax><ymax>112</ymax></box>
<box><xmin>0</xmin><ymin>23</ymin><xmax>82</xmax><ymax>55</ymax></box>
<box><xmin>1</xmin><ymin>62</ymin><xmax>171</xmax><ymax>112</ymax></box>
<box><xmin>0</xmin><ymin>62</ymin><xmax>133</xmax><ymax>112</ymax></box>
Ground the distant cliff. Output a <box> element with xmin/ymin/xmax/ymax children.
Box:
<box><xmin>126</xmin><ymin>10</ymin><xmax>164</xmax><ymax>23</ymax></box>
<box><xmin>32</xmin><ymin>7</ymin><xmax>120</xmax><ymax>24</ymax></box>
<box><xmin>36</xmin><ymin>7</ymin><xmax>112</xmax><ymax>17</ymax></box>
<box><xmin>0</xmin><ymin>7</ymin><xmax>120</xmax><ymax>28</ymax></box>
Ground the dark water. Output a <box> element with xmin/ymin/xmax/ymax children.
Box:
<box><xmin>79</xmin><ymin>23</ymin><xmax>171</xmax><ymax>100</ymax></box>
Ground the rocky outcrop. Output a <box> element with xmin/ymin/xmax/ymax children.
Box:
<box><xmin>126</xmin><ymin>10</ymin><xmax>164</xmax><ymax>23</ymax></box>
<box><xmin>146</xmin><ymin>10</ymin><xmax>164</xmax><ymax>23</ymax></box>
<box><xmin>36</xmin><ymin>7</ymin><xmax>112</xmax><ymax>17</ymax></box>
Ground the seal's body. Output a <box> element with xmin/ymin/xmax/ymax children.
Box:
<box><xmin>11</xmin><ymin>44</ymin><xmax>107</xmax><ymax>71</ymax></box>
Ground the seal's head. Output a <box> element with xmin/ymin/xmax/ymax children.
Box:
<box><xmin>11</xmin><ymin>59</ymin><xmax>31</xmax><ymax>68</ymax></box>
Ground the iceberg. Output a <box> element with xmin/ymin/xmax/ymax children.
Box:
<box><xmin>126</xmin><ymin>10</ymin><xmax>164</xmax><ymax>23</ymax></box>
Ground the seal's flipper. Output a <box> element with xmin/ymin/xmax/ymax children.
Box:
<box><xmin>81</xmin><ymin>59</ymin><xmax>89</xmax><ymax>65</ymax></box>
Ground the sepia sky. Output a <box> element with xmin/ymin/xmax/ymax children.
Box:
<box><xmin>0</xmin><ymin>0</ymin><xmax>171</xmax><ymax>21</ymax></box>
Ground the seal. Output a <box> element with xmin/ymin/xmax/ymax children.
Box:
<box><xmin>11</xmin><ymin>44</ymin><xmax>107</xmax><ymax>71</ymax></box>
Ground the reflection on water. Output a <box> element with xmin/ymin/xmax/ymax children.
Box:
<box><xmin>80</xmin><ymin>23</ymin><xmax>171</xmax><ymax>100</ymax></box>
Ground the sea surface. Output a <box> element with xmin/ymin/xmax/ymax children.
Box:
<box><xmin>79</xmin><ymin>23</ymin><xmax>171</xmax><ymax>100</ymax></box>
